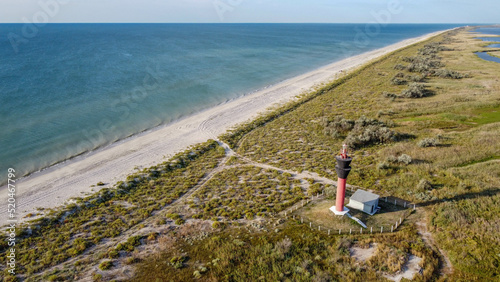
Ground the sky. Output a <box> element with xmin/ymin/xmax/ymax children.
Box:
<box><xmin>0</xmin><ymin>0</ymin><xmax>498</xmax><ymax>24</ymax></box>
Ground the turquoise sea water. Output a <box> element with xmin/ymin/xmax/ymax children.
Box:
<box><xmin>0</xmin><ymin>24</ymin><xmax>462</xmax><ymax>184</ymax></box>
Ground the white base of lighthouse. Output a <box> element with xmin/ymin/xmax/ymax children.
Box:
<box><xmin>329</xmin><ymin>206</ymin><xmax>349</xmax><ymax>216</ymax></box>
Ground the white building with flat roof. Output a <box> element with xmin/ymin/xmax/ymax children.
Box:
<box><xmin>347</xmin><ymin>189</ymin><xmax>380</xmax><ymax>215</ymax></box>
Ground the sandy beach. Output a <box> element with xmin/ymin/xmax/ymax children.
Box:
<box><xmin>0</xmin><ymin>29</ymin><xmax>449</xmax><ymax>227</ymax></box>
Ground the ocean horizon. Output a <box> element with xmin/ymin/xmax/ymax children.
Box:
<box><xmin>0</xmin><ymin>23</ymin><xmax>465</xmax><ymax>185</ymax></box>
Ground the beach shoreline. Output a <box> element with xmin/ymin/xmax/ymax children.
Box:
<box><xmin>0</xmin><ymin>29</ymin><xmax>451</xmax><ymax>227</ymax></box>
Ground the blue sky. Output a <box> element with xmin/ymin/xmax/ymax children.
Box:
<box><xmin>0</xmin><ymin>0</ymin><xmax>498</xmax><ymax>23</ymax></box>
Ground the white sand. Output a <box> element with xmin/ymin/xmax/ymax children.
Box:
<box><xmin>0</xmin><ymin>30</ymin><xmax>449</xmax><ymax>227</ymax></box>
<box><xmin>384</xmin><ymin>255</ymin><xmax>423</xmax><ymax>282</ymax></box>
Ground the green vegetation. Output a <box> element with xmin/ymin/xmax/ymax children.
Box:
<box><xmin>418</xmin><ymin>137</ymin><xmax>439</xmax><ymax>147</ymax></box>
<box><xmin>98</xmin><ymin>260</ymin><xmax>113</xmax><ymax>271</ymax></box>
<box><xmin>133</xmin><ymin>223</ymin><xmax>439</xmax><ymax>281</ymax></box>
<box><xmin>1</xmin><ymin>27</ymin><xmax>498</xmax><ymax>281</ymax></box>
<box><xmin>322</xmin><ymin>116</ymin><xmax>400</xmax><ymax>149</ymax></box>
<box><xmin>487</xmin><ymin>50</ymin><xmax>500</xmax><ymax>59</ymax></box>
<box><xmin>0</xmin><ymin>140</ymin><xmax>225</xmax><ymax>280</ymax></box>
<box><xmin>189</xmin><ymin>166</ymin><xmax>306</xmax><ymax>220</ymax></box>
<box><xmin>429</xmin><ymin>160</ymin><xmax>500</xmax><ymax>280</ymax></box>
<box><xmin>296</xmin><ymin>198</ymin><xmax>412</xmax><ymax>232</ymax></box>
<box><xmin>401</xmin><ymin>82</ymin><xmax>432</xmax><ymax>98</ymax></box>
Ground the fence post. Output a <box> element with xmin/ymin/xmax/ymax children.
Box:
<box><xmin>328</xmin><ymin>229</ymin><xmax>330</xmax><ymax>235</ymax></box>
<box><xmin>381</xmin><ymin>226</ymin><xmax>383</xmax><ymax>233</ymax></box>
<box><xmin>394</xmin><ymin>199</ymin><xmax>397</xmax><ymax>206</ymax></box>
<box><xmin>319</xmin><ymin>226</ymin><xmax>321</xmax><ymax>231</ymax></box>
<box><xmin>360</xmin><ymin>228</ymin><xmax>362</xmax><ymax>234</ymax></box>
<box><xmin>301</xmin><ymin>217</ymin><xmax>303</xmax><ymax>224</ymax></box>
<box><xmin>385</xmin><ymin>197</ymin><xmax>387</xmax><ymax>203</ymax></box>
<box><xmin>310</xmin><ymin>222</ymin><xmax>312</xmax><ymax>228</ymax></box>
<box><xmin>339</xmin><ymin>229</ymin><xmax>341</xmax><ymax>235</ymax></box>
<box><xmin>414</xmin><ymin>204</ymin><xmax>416</xmax><ymax>210</ymax></box>
<box><xmin>400</xmin><ymin>217</ymin><xmax>402</xmax><ymax>224</ymax></box>
<box><xmin>395</xmin><ymin>221</ymin><xmax>398</xmax><ymax>229</ymax></box>
<box><xmin>391</xmin><ymin>226</ymin><xmax>393</xmax><ymax>232</ymax></box>
<box><xmin>371</xmin><ymin>227</ymin><xmax>373</xmax><ymax>234</ymax></box>
<box><xmin>404</xmin><ymin>202</ymin><xmax>407</xmax><ymax>208</ymax></box>
<box><xmin>350</xmin><ymin>229</ymin><xmax>352</xmax><ymax>234</ymax></box>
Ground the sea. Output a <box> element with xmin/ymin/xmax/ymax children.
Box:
<box><xmin>0</xmin><ymin>24</ymin><xmax>464</xmax><ymax>185</ymax></box>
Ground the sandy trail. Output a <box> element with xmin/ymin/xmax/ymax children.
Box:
<box><xmin>0</xmin><ymin>30</ymin><xmax>449</xmax><ymax>227</ymax></box>
<box><xmin>416</xmin><ymin>211</ymin><xmax>453</xmax><ymax>275</ymax></box>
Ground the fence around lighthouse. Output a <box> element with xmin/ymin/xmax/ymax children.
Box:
<box><xmin>279</xmin><ymin>187</ymin><xmax>417</xmax><ymax>236</ymax></box>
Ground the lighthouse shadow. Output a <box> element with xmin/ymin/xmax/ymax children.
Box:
<box><xmin>418</xmin><ymin>187</ymin><xmax>500</xmax><ymax>207</ymax></box>
<box><xmin>376</xmin><ymin>200</ymin><xmax>409</xmax><ymax>215</ymax></box>
<box><xmin>345</xmin><ymin>198</ymin><xmax>409</xmax><ymax>229</ymax></box>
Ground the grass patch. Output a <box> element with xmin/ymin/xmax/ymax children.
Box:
<box><xmin>189</xmin><ymin>166</ymin><xmax>306</xmax><ymax>220</ymax></box>
<box><xmin>0</xmin><ymin>140</ymin><xmax>225</xmax><ymax>278</ymax></box>
<box><xmin>296</xmin><ymin>199</ymin><xmax>410</xmax><ymax>232</ymax></box>
<box><xmin>132</xmin><ymin>221</ymin><xmax>439</xmax><ymax>281</ymax></box>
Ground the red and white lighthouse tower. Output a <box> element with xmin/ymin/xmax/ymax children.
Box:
<box><xmin>330</xmin><ymin>144</ymin><xmax>352</xmax><ymax>215</ymax></box>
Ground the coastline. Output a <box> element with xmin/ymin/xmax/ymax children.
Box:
<box><xmin>0</xmin><ymin>29</ymin><xmax>451</xmax><ymax>227</ymax></box>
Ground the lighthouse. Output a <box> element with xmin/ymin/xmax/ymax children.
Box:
<box><xmin>330</xmin><ymin>144</ymin><xmax>352</xmax><ymax>216</ymax></box>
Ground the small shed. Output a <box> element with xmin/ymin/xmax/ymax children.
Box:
<box><xmin>347</xmin><ymin>189</ymin><xmax>380</xmax><ymax>215</ymax></box>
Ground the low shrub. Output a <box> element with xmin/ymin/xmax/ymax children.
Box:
<box><xmin>321</xmin><ymin>116</ymin><xmax>355</xmax><ymax>136</ymax></box>
<box><xmin>386</xmin><ymin>155</ymin><xmax>397</xmax><ymax>163</ymax></box>
<box><xmin>377</xmin><ymin>162</ymin><xmax>390</xmax><ymax>170</ymax></box>
<box><xmin>418</xmin><ymin>138</ymin><xmax>438</xmax><ymax>148</ymax></box>
<box><xmin>98</xmin><ymin>260</ymin><xmax>113</xmax><ymax>271</ymax></box>
<box><xmin>108</xmin><ymin>249</ymin><xmax>119</xmax><ymax>259</ymax></box>
<box><xmin>166</xmin><ymin>213</ymin><xmax>181</xmax><ymax>220</ymax></box>
<box><xmin>170</xmin><ymin>256</ymin><xmax>185</xmax><ymax>269</ymax></box>
<box><xmin>124</xmin><ymin>256</ymin><xmax>140</xmax><ymax>265</ymax></box>
<box><xmin>383</xmin><ymin>91</ymin><xmax>398</xmax><ymax>99</ymax></box>
<box><xmin>417</xmin><ymin>179</ymin><xmax>433</xmax><ymax>191</ymax></box>
<box><xmin>394</xmin><ymin>64</ymin><xmax>406</xmax><ymax>70</ymax></box>
<box><xmin>401</xmin><ymin>83</ymin><xmax>429</xmax><ymax>98</ymax></box>
<box><xmin>147</xmin><ymin>232</ymin><xmax>158</xmax><ymax>241</ymax></box>
<box><xmin>308</xmin><ymin>183</ymin><xmax>323</xmax><ymax>195</ymax></box>
<box><xmin>406</xmin><ymin>74</ymin><xmax>425</xmax><ymax>82</ymax></box>
<box><xmin>344</xmin><ymin>117</ymin><xmax>399</xmax><ymax>149</ymax></box>
<box><xmin>390</xmin><ymin>77</ymin><xmax>407</xmax><ymax>85</ymax></box>
<box><xmin>433</xmin><ymin>69</ymin><xmax>464</xmax><ymax>79</ymax></box>
<box><xmin>397</xmin><ymin>154</ymin><xmax>412</xmax><ymax>165</ymax></box>
<box><xmin>92</xmin><ymin>273</ymin><xmax>102</xmax><ymax>281</ymax></box>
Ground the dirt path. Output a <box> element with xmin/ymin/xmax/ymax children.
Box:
<box><xmin>38</xmin><ymin>146</ymin><xmax>235</xmax><ymax>281</ymax></box>
<box><xmin>415</xmin><ymin>210</ymin><xmax>453</xmax><ymax>276</ymax></box>
<box><xmin>38</xmin><ymin>140</ymin><xmax>343</xmax><ymax>280</ymax></box>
